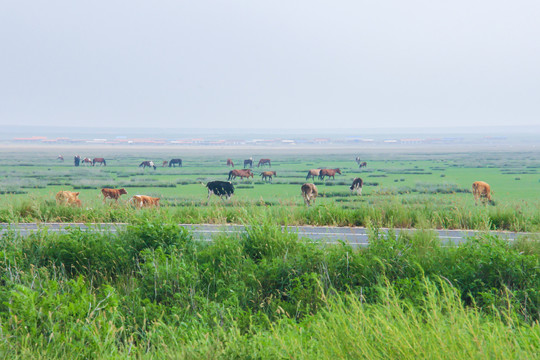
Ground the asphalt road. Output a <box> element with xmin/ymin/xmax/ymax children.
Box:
<box><xmin>0</xmin><ymin>223</ymin><xmax>535</xmax><ymax>247</ymax></box>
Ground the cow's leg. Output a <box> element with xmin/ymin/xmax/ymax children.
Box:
<box><xmin>207</xmin><ymin>189</ymin><xmax>213</xmax><ymax>200</ymax></box>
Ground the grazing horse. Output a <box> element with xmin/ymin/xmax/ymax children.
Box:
<box><xmin>93</xmin><ymin>157</ymin><xmax>106</xmax><ymax>166</ymax></box>
<box><xmin>261</xmin><ymin>171</ymin><xmax>276</xmax><ymax>183</ymax></box>
<box><xmin>319</xmin><ymin>168</ymin><xmax>342</xmax><ymax>180</ymax></box>
<box><xmin>139</xmin><ymin>161</ymin><xmax>156</xmax><ymax>170</ymax></box>
<box><xmin>228</xmin><ymin>169</ymin><xmax>253</xmax><ymax>181</ymax></box>
<box><xmin>57</xmin><ymin>155</ymin><xmax>64</xmax><ymax>162</ymax></box>
<box><xmin>472</xmin><ymin>181</ymin><xmax>494</xmax><ymax>205</ymax></box>
<box><xmin>226</xmin><ymin>159</ymin><xmax>234</xmax><ymax>167</ymax></box>
<box><xmin>162</xmin><ymin>161</ymin><xmax>168</xmax><ymax>167</ymax></box>
<box><xmin>82</xmin><ymin>157</ymin><xmax>93</xmax><ymax>166</ymax></box>
<box><xmin>244</xmin><ymin>158</ymin><xmax>253</xmax><ymax>168</ymax></box>
<box><xmin>74</xmin><ymin>155</ymin><xmax>81</xmax><ymax>167</ymax></box>
<box><xmin>169</xmin><ymin>158</ymin><xmax>182</xmax><ymax>167</ymax></box>
<box><xmin>301</xmin><ymin>183</ymin><xmax>318</xmax><ymax>207</ymax></box>
<box><xmin>258</xmin><ymin>158</ymin><xmax>271</xmax><ymax>167</ymax></box>
<box><xmin>359</xmin><ymin>162</ymin><xmax>367</xmax><ymax>168</ymax></box>
<box><xmin>306</xmin><ymin>169</ymin><xmax>322</xmax><ymax>181</ymax></box>
<box><xmin>207</xmin><ymin>181</ymin><xmax>234</xmax><ymax>200</ymax></box>
<box><xmin>350</xmin><ymin>177</ymin><xmax>364</xmax><ymax>195</ymax></box>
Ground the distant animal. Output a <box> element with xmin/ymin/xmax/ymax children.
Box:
<box><xmin>162</xmin><ymin>161</ymin><xmax>168</xmax><ymax>167</ymax></box>
<box><xmin>301</xmin><ymin>183</ymin><xmax>318</xmax><ymax>207</ymax></box>
<box><xmin>472</xmin><ymin>181</ymin><xmax>493</xmax><ymax>205</ymax></box>
<box><xmin>319</xmin><ymin>168</ymin><xmax>342</xmax><ymax>180</ymax></box>
<box><xmin>169</xmin><ymin>158</ymin><xmax>182</xmax><ymax>167</ymax></box>
<box><xmin>93</xmin><ymin>157</ymin><xmax>106</xmax><ymax>166</ymax></box>
<box><xmin>227</xmin><ymin>159</ymin><xmax>234</xmax><ymax>167</ymax></box>
<box><xmin>74</xmin><ymin>155</ymin><xmax>80</xmax><ymax>167</ymax></box>
<box><xmin>258</xmin><ymin>158</ymin><xmax>271</xmax><ymax>167</ymax></box>
<box><xmin>261</xmin><ymin>171</ymin><xmax>276</xmax><ymax>183</ymax></box>
<box><xmin>57</xmin><ymin>155</ymin><xmax>64</xmax><ymax>162</ymax></box>
<box><xmin>228</xmin><ymin>169</ymin><xmax>253</xmax><ymax>181</ymax></box>
<box><xmin>130</xmin><ymin>195</ymin><xmax>160</xmax><ymax>208</ymax></box>
<box><xmin>359</xmin><ymin>162</ymin><xmax>367</xmax><ymax>168</ymax></box>
<box><xmin>355</xmin><ymin>157</ymin><xmax>361</xmax><ymax>165</ymax></box>
<box><xmin>350</xmin><ymin>177</ymin><xmax>364</xmax><ymax>195</ymax></box>
<box><xmin>244</xmin><ymin>159</ymin><xmax>253</xmax><ymax>168</ymax></box>
<box><xmin>55</xmin><ymin>191</ymin><xmax>82</xmax><ymax>207</ymax></box>
<box><xmin>82</xmin><ymin>157</ymin><xmax>93</xmax><ymax>165</ymax></box>
<box><xmin>101</xmin><ymin>188</ymin><xmax>128</xmax><ymax>203</ymax></box>
<box><xmin>139</xmin><ymin>161</ymin><xmax>156</xmax><ymax>170</ymax></box>
<box><xmin>306</xmin><ymin>169</ymin><xmax>322</xmax><ymax>181</ymax></box>
<box><xmin>206</xmin><ymin>180</ymin><xmax>235</xmax><ymax>200</ymax></box>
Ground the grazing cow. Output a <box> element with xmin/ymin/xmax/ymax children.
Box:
<box><xmin>55</xmin><ymin>191</ymin><xmax>82</xmax><ymax>207</ymax></box>
<box><xmin>57</xmin><ymin>155</ymin><xmax>64</xmax><ymax>162</ymax></box>
<box><xmin>82</xmin><ymin>157</ymin><xmax>93</xmax><ymax>166</ymax></box>
<box><xmin>206</xmin><ymin>180</ymin><xmax>235</xmax><ymax>200</ymax></box>
<box><xmin>139</xmin><ymin>161</ymin><xmax>156</xmax><ymax>170</ymax></box>
<box><xmin>306</xmin><ymin>169</ymin><xmax>322</xmax><ymax>181</ymax></box>
<box><xmin>228</xmin><ymin>169</ymin><xmax>253</xmax><ymax>181</ymax></box>
<box><xmin>472</xmin><ymin>181</ymin><xmax>494</xmax><ymax>205</ymax></box>
<box><xmin>93</xmin><ymin>157</ymin><xmax>106</xmax><ymax>166</ymax></box>
<box><xmin>319</xmin><ymin>168</ymin><xmax>342</xmax><ymax>180</ymax></box>
<box><xmin>74</xmin><ymin>155</ymin><xmax>81</xmax><ymax>167</ymax></box>
<box><xmin>162</xmin><ymin>161</ymin><xmax>168</xmax><ymax>167</ymax></box>
<box><xmin>169</xmin><ymin>158</ymin><xmax>182</xmax><ymax>167</ymax></box>
<box><xmin>301</xmin><ymin>183</ymin><xmax>318</xmax><ymax>207</ymax></box>
<box><xmin>258</xmin><ymin>158</ymin><xmax>271</xmax><ymax>167</ymax></box>
<box><xmin>261</xmin><ymin>171</ymin><xmax>276</xmax><ymax>183</ymax></box>
<box><xmin>226</xmin><ymin>159</ymin><xmax>234</xmax><ymax>167</ymax></box>
<box><xmin>244</xmin><ymin>158</ymin><xmax>253</xmax><ymax>168</ymax></box>
<box><xmin>130</xmin><ymin>195</ymin><xmax>160</xmax><ymax>208</ymax></box>
<box><xmin>101</xmin><ymin>188</ymin><xmax>128</xmax><ymax>203</ymax></box>
<box><xmin>359</xmin><ymin>162</ymin><xmax>367</xmax><ymax>168</ymax></box>
<box><xmin>350</xmin><ymin>177</ymin><xmax>364</xmax><ymax>195</ymax></box>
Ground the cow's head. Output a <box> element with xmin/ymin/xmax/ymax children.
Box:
<box><xmin>119</xmin><ymin>188</ymin><xmax>127</xmax><ymax>195</ymax></box>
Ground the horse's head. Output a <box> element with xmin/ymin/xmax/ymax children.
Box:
<box><xmin>336</xmin><ymin>169</ymin><xmax>342</xmax><ymax>174</ymax></box>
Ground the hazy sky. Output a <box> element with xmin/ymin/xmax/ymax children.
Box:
<box><xmin>1</xmin><ymin>1</ymin><xmax>539</xmax><ymax>129</ymax></box>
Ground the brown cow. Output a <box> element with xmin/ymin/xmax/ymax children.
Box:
<box><xmin>350</xmin><ymin>177</ymin><xmax>364</xmax><ymax>195</ymax></box>
<box><xmin>306</xmin><ymin>169</ymin><xmax>322</xmax><ymax>181</ymax></box>
<box><xmin>319</xmin><ymin>168</ymin><xmax>341</xmax><ymax>180</ymax></box>
<box><xmin>472</xmin><ymin>181</ymin><xmax>493</xmax><ymax>205</ymax></box>
<box><xmin>101</xmin><ymin>188</ymin><xmax>128</xmax><ymax>203</ymax></box>
<box><xmin>301</xmin><ymin>183</ymin><xmax>318</xmax><ymax>207</ymax></box>
<box><xmin>261</xmin><ymin>171</ymin><xmax>276</xmax><ymax>183</ymax></box>
<box><xmin>55</xmin><ymin>191</ymin><xmax>82</xmax><ymax>207</ymax></box>
<box><xmin>130</xmin><ymin>195</ymin><xmax>160</xmax><ymax>208</ymax></box>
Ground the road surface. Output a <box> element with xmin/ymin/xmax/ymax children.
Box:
<box><xmin>0</xmin><ymin>223</ymin><xmax>535</xmax><ymax>247</ymax></box>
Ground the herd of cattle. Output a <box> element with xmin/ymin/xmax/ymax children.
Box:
<box><xmin>54</xmin><ymin>155</ymin><xmax>495</xmax><ymax>208</ymax></box>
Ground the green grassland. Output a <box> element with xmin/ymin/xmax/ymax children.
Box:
<box><xmin>0</xmin><ymin>147</ymin><xmax>539</xmax><ymax>230</ymax></box>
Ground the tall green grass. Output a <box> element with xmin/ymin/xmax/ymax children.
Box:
<box><xmin>0</xmin><ymin>219</ymin><xmax>539</xmax><ymax>358</ymax></box>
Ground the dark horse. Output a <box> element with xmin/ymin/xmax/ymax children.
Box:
<box><xmin>258</xmin><ymin>158</ymin><xmax>271</xmax><ymax>167</ymax></box>
<box><xmin>359</xmin><ymin>162</ymin><xmax>367</xmax><ymax>168</ymax></box>
<box><xmin>169</xmin><ymin>158</ymin><xmax>182</xmax><ymax>167</ymax></box>
<box><xmin>74</xmin><ymin>155</ymin><xmax>80</xmax><ymax>167</ymax></box>
<box><xmin>139</xmin><ymin>161</ymin><xmax>156</xmax><ymax>170</ymax></box>
<box><xmin>243</xmin><ymin>159</ymin><xmax>253</xmax><ymax>168</ymax></box>
<box><xmin>93</xmin><ymin>158</ymin><xmax>106</xmax><ymax>166</ymax></box>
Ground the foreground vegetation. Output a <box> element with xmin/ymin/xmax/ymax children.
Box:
<box><xmin>1</xmin><ymin>217</ymin><xmax>539</xmax><ymax>358</ymax></box>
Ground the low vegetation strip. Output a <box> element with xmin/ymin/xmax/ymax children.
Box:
<box><xmin>0</xmin><ymin>218</ymin><xmax>538</xmax><ymax>358</ymax></box>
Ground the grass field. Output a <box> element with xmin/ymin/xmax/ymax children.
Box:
<box><xmin>0</xmin><ymin>147</ymin><xmax>539</xmax><ymax>231</ymax></box>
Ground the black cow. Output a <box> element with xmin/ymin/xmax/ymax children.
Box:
<box><xmin>206</xmin><ymin>180</ymin><xmax>235</xmax><ymax>200</ymax></box>
<box><xmin>169</xmin><ymin>158</ymin><xmax>182</xmax><ymax>167</ymax></box>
